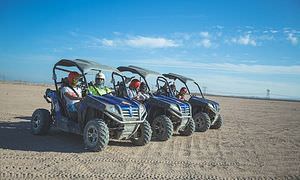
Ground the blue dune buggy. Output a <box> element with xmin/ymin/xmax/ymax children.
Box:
<box><xmin>117</xmin><ymin>66</ymin><xmax>195</xmax><ymax>141</ymax></box>
<box><xmin>31</xmin><ymin>59</ymin><xmax>151</xmax><ymax>151</ymax></box>
<box><xmin>163</xmin><ymin>73</ymin><xmax>222</xmax><ymax>132</ymax></box>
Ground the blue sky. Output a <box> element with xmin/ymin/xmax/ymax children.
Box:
<box><xmin>0</xmin><ymin>0</ymin><xmax>300</xmax><ymax>99</ymax></box>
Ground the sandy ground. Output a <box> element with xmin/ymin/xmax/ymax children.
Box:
<box><xmin>0</xmin><ymin>82</ymin><xmax>299</xmax><ymax>179</ymax></box>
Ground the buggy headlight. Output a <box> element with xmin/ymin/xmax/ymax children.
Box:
<box><xmin>208</xmin><ymin>103</ymin><xmax>214</xmax><ymax>109</ymax></box>
<box><xmin>170</xmin><ymin>104</ymin><xmax>180</xmax><ymax>111</ymax></box>
<box><xmin>140</xmin><ymin>104</ymin><xmax>146</xmax><ymax>113</ymax></box>
<box><xmin>107</xmin><ymin>105</ymin><xmax>118</xmax><ymax>114</ymax></box>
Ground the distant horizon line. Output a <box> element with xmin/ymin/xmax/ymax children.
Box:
<box><xmin>1</xmin><ymin>80</ymin><xmax>299</xmax><ymax>102</ymax></box>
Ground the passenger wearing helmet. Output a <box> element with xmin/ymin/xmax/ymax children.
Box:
<box><xmin>170</xmin><ymin>83</ymin><xmax>177</xmax><ymax>96</ymax></box>
<box><xmin>176</xmin><ymin>87</ymin><xmax>188</xmax><ymax>101</ymax></box>
<box><xmin>157</xmin><ymin>82</ymin><xmax>172</xmax><ymax>96</ymax></box>
<box><xmin>88</xmin><ymin>72</ymin><xmax>112</xmax><ymax>96</ymax></box>
<box><xmin>61</xmin><ymin>71</ymin><xmax>82</xmax><ymax>115</ymax></box>
<box><xmin>127</xmin><ymin>79</ymin><xmax>140</xmax><ymax>99</ymax></box>
<box><xmin>137</xmin><ymin>82</ymin><xmax>150</xmax><ymax>101</ymax></box>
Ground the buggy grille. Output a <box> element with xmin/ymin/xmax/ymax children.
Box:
<box><xmin>181</xmin><ymin>106</ymin><xmax>191</xmax><ymax>116</ymax></box>
<box><xmin>122</xmin><ymin>108</ymin><xmax>139</xmax><ymax>118</ymax></box>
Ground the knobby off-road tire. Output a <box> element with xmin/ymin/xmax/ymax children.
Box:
<box><xmin>130</xmin><ymin>120</ymin><xmax>152</xmax><ymax>146</ymax></box>
<box><xmin>83</xmin><ymin>119</ymin><xmax>109</xmax><ymax>152</ymax></box>
<box><xmin>179</xmin><ymin>118</ymin><xmax>195</xmax><ymax>136</ymax></box>
<box><xmin>210</xmin><ymin>115</ymin><xmax>223</xmax><ymax>129</ymax></box>
<box><xmin>31</xmin><ymin>109</ymin><xmax>51</xmax><ymax>135</ymax></box>
<box><xmin>194</xmin><ymin>112</ymin><xmax>211</xmax><ymax>132</ymax></box>
<box><xmin>151</xmin><ymin>115</ymin><xmax>173</xmax><ymax>141</ymax></box>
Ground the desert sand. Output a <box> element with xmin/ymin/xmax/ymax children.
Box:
<box><xmin>0</xmin><ymin>82</ymin><xmax>299</xmax><ymax>179</ymax></box>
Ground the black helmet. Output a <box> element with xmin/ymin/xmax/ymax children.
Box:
<box><xmin>140</xmin><ymin>82</ymin><xmax>147</xmax><ymax>92</ymax></box>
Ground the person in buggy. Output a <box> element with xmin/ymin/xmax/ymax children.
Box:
<box><xmin>138</xmin><ymin>82</ymin><xmax>150</xmax><ymax>101</ymax></box>
<box><xmin>88</xmin><ymin>72</ymin><xmax>112</xmax><ymax>96</ymax></box>
<box><xmin>169</xmin><ymin>83</ymin><xmax>177</xmax><ymax>96</ymax></box>
<box><xmin>176</xmin><ymin>87</ymin><xmax>188</xmax><ymax>101</ymax></box>
<box><xmin>61</xmin><ymin>71</ymin><xmax>82</xmax><ymax>120</ymax></box>
<box><xmin>127</xmin><ymin>79</ymin><xmax>150</xmax><ymax>102</ymax></box>
<box><xmin>127</xmin><ymin>79</ymin><xmax>140</xmax><ymax>99</ymax></box>
<box><xmin>156</xmin><ymin>82</ymin><xmax>175</xmax><ymax>97</ymax></box>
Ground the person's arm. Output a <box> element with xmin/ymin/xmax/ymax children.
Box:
<box><xmin>105</xmin><ymin>87</ymin><xmax>112</xmax><ymax>93</ymax></box>
<box><xmin>64</xmin><ymin>91</ymin><xmax>82</xmax><ymax>100</ymax></box>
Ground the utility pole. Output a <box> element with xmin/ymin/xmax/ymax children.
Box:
<box><xmin>266</xmin><ymin>89</ymin><xmax>270</xmax><ymax>99</ymax></box>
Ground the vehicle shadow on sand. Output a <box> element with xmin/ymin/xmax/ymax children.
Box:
<box><xmin>0</xmin><ymin>116</ymin><xmax>136</xmax><ymax>153</ymax></box>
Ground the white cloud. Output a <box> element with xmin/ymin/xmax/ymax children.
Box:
<box><xmin>198</xmin><ymin>39</ymin><xmax>212</xmax><ymax>48</ymax></box>
<box><xmin>232</xmin><ymin>34</ymin><xmax>256</xmax><ymax>46</ymax></box>
<box><xmin>287</xmin><ymin>33</ymin><xmax>298</xmax><ymax>45</ymax></box>
<box><xmin>126</xmin><ymin>36</ymin><xmax>178</xmax><ymax>48</ymax></box>
<box><xmin>88</xmin><ymin>35</ymin><xmax>178</xmax><ymax>48</ymax></box>
<box><xmin>136</xmin><ymin>59</ymin><xmax>300</xmax><ymax>75</ymax></box>
<box><xmin>270</xmin><ymin>30</ymin><xmax>278</xmax><ymax>34</ymax></box>
<box><xmin>113</xmin><ymin>32</ymin><xmax>122</xmax><ymax>36</ymax></box>
<box><xmin>101</xmin><ymin>38</ymin><xmax>115</xmax><ymax>46</ymax></box>
<box><xmin>198</xmin><ymin>32</ymin><xmax>214</xmax><ymax>48</ymax></box>
<box><xmin>245</xmin><ymin>26</ymin><xmax>254</xmax><ymax>29</ymax></box>
<box><xmin>257</xmin><ymin>35</ymin><xmax>274</xmax><ymax>41</ymax></box>
<box><xmin>200</xmin><ymin>31</ymin><xmax>209</xmax><ymax>38</ymax></box>
<box><xmin>215</xmin><ymin>25</ymin><xmax>224</xmax><ymax>29</ymax></box>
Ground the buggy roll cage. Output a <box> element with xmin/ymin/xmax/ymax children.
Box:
<box><xmin>162</xmin><ymin>73</ymin><xmax>205</xmax><ymax>98</ymax></box>
<box><xmin>52</xmin><ymin>59</ymin><xmax>127</xmax><ymax>94</ymax></box>
<box><xmin>53</xmin><ymin>62</ymin><xmax>86</xmax><ymax>92</ymax></box>
<box><xmin>117</xmin><ymin>65</ymin><xmax>174</xmax><ymax>96</ymax></box>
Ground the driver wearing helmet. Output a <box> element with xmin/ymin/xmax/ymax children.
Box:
<box><xmin>88</xmin><ymin>72</ymin><xmax>112</xmax><ymax>96</ymax></box>
<box><xmin>61</xmin><ymin>72</ymin><xmax>82</xmax><ymax>113</ymax></box>
<box><xmin>176</xmin><ymin>87</ymin><xmax>188</xmax><ymax>101</ymax></box>
<box><xmin>127</xmin><ymin>79</ymin><xmax>140</xmax><ymax>99</ymax></box>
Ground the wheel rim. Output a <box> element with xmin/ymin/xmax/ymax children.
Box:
<box><xmin>32</xmin><ymin>115</ymin><xmax>40</xmax><ymax>129</ymax></box>
<box><xmin>87</xmin><ymin>126</ymin><xmax>98</xmax><ymax>145</ymax></box>
<box><xmin>153</xmin><ymin>119</ymin><xmax>165</xmax><ymax>137</ymax></box>
<box><xmin>196</xmin><ymin>117</ymin><xmax>205</xmax><ymax>128</ymax></box>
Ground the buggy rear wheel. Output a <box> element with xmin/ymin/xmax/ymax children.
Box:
<box><xmin>179</xmin><ymin>118</ymin><xmax>195</xmax><ymax>136</ymax></box>
<box><xmin>130</xmin><ymin>120</ymin><xmax>152</xmax><ymax>146</ymax></box>
<box><xmin>31</xmin><ymin>109</ymin><xmax>51</xmax><ymax>135</ymax></box>
<box><xmin>83</xmin><ymin>119</ymin><xmax>109</xmax><ymax>151</ymax></box>
<box><xmin>151</xmin><ymin>115</ymin><xmax>173</xmax><ymax>141</ymax></box>
<box><xmin>210</xmin><ymin>115</ymin><xmax>223</xmax><ymax>129</ymax></box>
<box><xmin>194</xmin><ymin>112</ymin><xmax>211</xmax><ymax>132</ymax></box>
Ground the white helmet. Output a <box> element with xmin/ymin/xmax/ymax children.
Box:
<box><xmin>96</xmin><ymin>72</ymin><xmax>105</xmax><ymax>80</ymax></box>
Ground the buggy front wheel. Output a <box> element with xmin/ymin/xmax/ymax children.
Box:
<box><xmin>179</xmin><ymin>118</ymin><xmax>195</xmax><ymax>136</ymax></box>
<box><xmin>194</xmin><ymin>112</ymin><xmax>211</xmax><ymax>132</ymax></box>
<box><xmin>83</xmin><ymin>119</ymin><xmax>109</xmax><ymax>151</ymax></box>
<box><xmin>210</xmin><ymin>115</ymin><xmax>223</xmax><ymax>129</ymax></box>
<box><xmin>130</xmin><ymin>120</ymin><xmax>152</xmax><ymax>146</ymax></box>
<box><xmin>151</xmin><ymin>115</ymin><xmax>173</xmax><ymax>141</ymax></box>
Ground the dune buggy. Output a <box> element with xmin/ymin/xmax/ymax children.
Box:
<box><xmin>117</xmin><ymin>66</ymin><xmax>195</xmax><ymax>141</ymax></box>
<box><xmin>163</xmin><ymin>73</ymin><xmax>222</xmax><ymax>132</ymax></box>
<box><xmin>31</xmin><ymin>59</ymin><xmax>151</xmax><ymax>151</ymax></box>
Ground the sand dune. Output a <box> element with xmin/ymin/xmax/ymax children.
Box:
<box><xmin>0</xmin><ymin>82</ymin><xmax>299</xmax><ymax>179</ymax></box>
